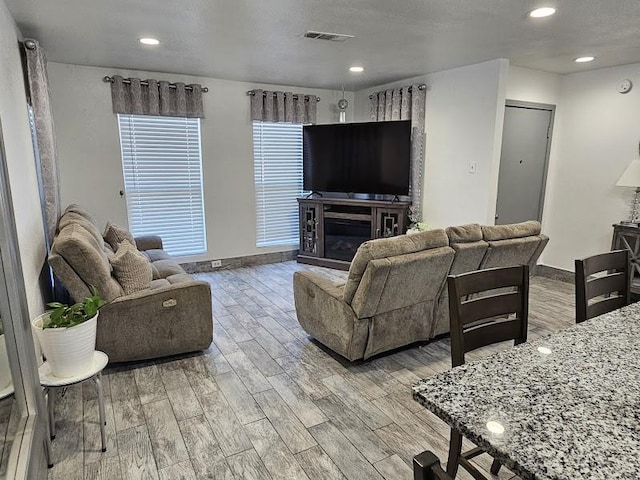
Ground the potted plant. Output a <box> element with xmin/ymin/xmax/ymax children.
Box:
<box><xmin>32</xmin><ymin>289</ymin><xmax>106</xmax><ymax>378</ymax></box>
<box><xmin>407</xmin><ymin>222</ymin><xmax>429</xmax><ymax>235</ymax></box>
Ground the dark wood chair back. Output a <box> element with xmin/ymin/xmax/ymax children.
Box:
<box><xmin>448</xmin><ymin>265</ymin><xmax>529</xmax><ymax>368</ymax></box>
<box><xmin>413</xmin><ymin>451</ymin><xmax>453</xmax><ymax>480</ymax></box>
<box><xmin>575</xmin><ymin>249</ymin><xmax>631</xmax><ymax>324</ymax></box>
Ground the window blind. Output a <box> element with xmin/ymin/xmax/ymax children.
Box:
<box><xmin>117</xmin><ymin>114</ymin><xmax>206</xmax><ymax>257</ymax></box>
<box><xmin>253</xmin><ymin>122</ymin><xmax>304</xmax><ymax>247</ymax></box>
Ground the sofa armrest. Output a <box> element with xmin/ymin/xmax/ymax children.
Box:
<box><xmin>293</xmin><ymin>271</ymin><xmax>345</xmax><ymax>300</ymax></box>
<box><xmin>135</xmin><ymin>235</ymin><xmax>163</xmax><ymax>251</ymax></box>
<box><xmin>97</xmin><ymin>280</ymin><xmax>212</xmax><ymax>362</ymax></box>
<box><xmin>107</xmin><ymin>279</ymin><xmax>206</xmax><ymax>303</ymax></box>
<box><xmin>293</xmin><ymin>271</ymin><xmax>368</xmax><ymax>361</ymax></box>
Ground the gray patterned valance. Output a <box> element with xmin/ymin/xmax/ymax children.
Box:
<box><xmin>249</xmin><ymin>89</ymin><xmax>318</xmax><ymax>124</ymax></box>
<box><xmin>109</xmin><ymin>75</ymin><xmax>205</xmax><ymax>118</ymax></box>
<box><xmin>369</xmin><ymin>84</ymin><xmax>426</xmax><ymax>222</ymax></box>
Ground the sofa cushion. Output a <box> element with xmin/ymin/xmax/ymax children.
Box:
<box><xmin>52</xmin><ymin>223</ymin><xmax>123</xmax><ymax>302</ymax></box>
<box><xmin>166</xmin><ymin>273</ymin><xmax>194</xmax><ymax>284</ymax></box>
<box><xmin>150</xmin><ymin>279</ymin><xmax>171</xmax><ymax>290</ymax></box>
<box><xmin>104</xmin><ymin>221</ymin><xmax>135</xmax><ymax>250</ymax></box>
<box><xmin>144</xmin><ymin>249</ymin><xmax>171</xmax><ymax>262</ymax></box>
<box><xmin>110</xmin><ymin>240</ymin><xmax>153</xmax><ymax>295</ymax></box>
<box><xmin>481</xmin><ymin>221</ymin><xmax>541</xmax><ymax>242</ymax></box>
<box><xmin>446</xmin><ymin>224</ymin><xmax>482</xmax><ymax>243</ymax></box>
<box><xmin>450</xmin><ymin>241</ymin><xmax>489</xmax><ymax>275</ymax></box>
<box><xmin>481</xmin><ymin>236</ymin><xmax>542</xmax><ymax>269</ymax></box>
<box><xmin>343</xmin><ymin>229</ymin><xmax>449</xmax><ymax>304</ymax></box>
<box><xmin>63</xmin><ymin>204</ymin><xmax>98</xmax><ymax>225</ymax></box>
<box><xmin>48</xmin><ymin>252</ymin><xmax>92</xmax><ymax>302</ymax></box>
<box><xmin>351</xmin><ymin>246</ymin><xmax>455</xmax><ymax>319</ymax></box>
<box><xmin>103</xmin><ymin>241</ymin><xmax>115</xmax><ymax>260</ymax></box>
<box><xmin>58</xmin><ymin>211</ymin><xmax>103</xmax><ymax>245</ymax></box>
<box><xmin>152</xmin><ymin>259</ymin><xmax>186</xmax><ymax>278</ymax></box>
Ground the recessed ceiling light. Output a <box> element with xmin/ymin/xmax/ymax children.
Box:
<box><xmin>349</xmin><ymin>66</ymin><xmax>364</xmax><ymax>73</ymax></box>
<box><xmin>528</xmin><ymin>7</ymin><xmax>556</xmax><ymax>18</ymax></box>
<box><xmin>139</xmin><ymin>37</ymin><xmax>160</xmax><ymax>46</ymax></box>
<box><xmin>574</xmin><ymin>56</ymin><xmax>596</xmax><ymax>63</ymax></box>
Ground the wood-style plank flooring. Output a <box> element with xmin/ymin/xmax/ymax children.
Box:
<box><xmin>47</xmin><ymin>261</ymin><xmax>575</xmax><ymax>480</ymax></box>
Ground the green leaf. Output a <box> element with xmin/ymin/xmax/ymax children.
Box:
<box><xmin>42</xmin><ymin>289</ymin><xmax>106</xmax><ymax>329</ymax></box>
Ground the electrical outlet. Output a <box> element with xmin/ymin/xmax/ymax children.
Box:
<box><xmin>469</xmin><ymin>161</ymin><xmax>477</xmax><ymax>174</ymax></box>
<box><xmin>211</xmin><ymin>260</ymin><xmax>222</xmax><ymax>268</ymax></box>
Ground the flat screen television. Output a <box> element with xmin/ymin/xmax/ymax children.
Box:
<box><xmin>303</xmin><ymin>120</ymin><xmax>411</xmax><ymax>195</ymax></box>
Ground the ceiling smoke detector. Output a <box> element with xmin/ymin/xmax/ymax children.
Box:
<box><xmin>303</xmin><ymin>31</ymin><xmax>354</xmax><ymax>42</ymax></box>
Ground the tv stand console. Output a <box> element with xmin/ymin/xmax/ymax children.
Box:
<box><xmin>297</xmin><ymin>197</ymin><xmax>411</xmax><ymax>270</ymax></box>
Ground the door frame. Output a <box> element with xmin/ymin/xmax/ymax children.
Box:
<box><xmin>501</xmin><ymin>100</ymin><xmax>556</xmax><ymax>223</ymax></box>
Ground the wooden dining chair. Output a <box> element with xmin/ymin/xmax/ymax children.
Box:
<box><xmin>413</xmin><ymin>451</ymin><xmax>453</xmax><ymax>480</ymax></box>
<box><xmin>446</xmin><ymin>264</ymin><xmax>529</xmax><ymax>479</ymax></box>
<box><xmin>575</xmin><ymin>249</ymin><xmax>631</xmax><ymax>324</ymax></box>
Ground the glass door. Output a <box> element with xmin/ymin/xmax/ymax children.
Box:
<box><xmin>0</xmin><ymin>118</ymin><xmax>48</xmax><ymax>479</ymax></box>
<box><xmin>0</xmin><ymin>312</ymin><xmax>19</xmax><ymax>477</ymax></box>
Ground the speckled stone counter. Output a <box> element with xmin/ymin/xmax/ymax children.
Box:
<box><xmin>413</xmin><ymin>303</ymin><xmax>640</xmax><ymax>480</ymax></box>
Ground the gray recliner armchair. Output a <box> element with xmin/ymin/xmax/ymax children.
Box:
<box><xmin>294</xmin><ymin>229</ymin><xmax>455</xmax><ymax>361</ymax></box>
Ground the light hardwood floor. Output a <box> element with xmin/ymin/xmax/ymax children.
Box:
<box><xmin>47</xmin><ymin>261</ymin><xmax>575</xmax><ymax>480</ymax></box>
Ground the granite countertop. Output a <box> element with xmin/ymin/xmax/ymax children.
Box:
<box><xmin>413</xmin><ymin>303</ymin><xmax>640</xmax><ymax>480</ymax></box>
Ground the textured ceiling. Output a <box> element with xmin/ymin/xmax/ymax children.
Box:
<box><xmin>7</xmin><ymin>0</ymin><xmax>640</xmax><ymax>90</ymax></box>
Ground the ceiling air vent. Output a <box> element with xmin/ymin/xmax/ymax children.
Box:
<box><xmin>303</xmin><ymin>31</ymin><xmax>354</xmax><ymax>42</ymax></box>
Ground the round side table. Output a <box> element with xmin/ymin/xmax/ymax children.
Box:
<box><xmin>39</xmin><ymin>351</ymin><xmax>109</xmax><ymax>468</ymax></box>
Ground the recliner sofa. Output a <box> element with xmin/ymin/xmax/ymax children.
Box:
<box><xmin>48</xmin><ymin>205</ymin><xmax>213</xmax><ymax>363</ymax></box>
<box><xmin>294</xmin><ymin>220</ymin><xmax>548</xmax><ymax>361</ymax></box>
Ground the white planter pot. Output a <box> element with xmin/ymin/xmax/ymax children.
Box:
<box><xmin>0</xmin><ymin>336</ymin><xmax>12</xmax><ymax>390</ymax></box>
<box><xmin>32</xmin><ymin>312</ymin><xmax>98</xmax><ymax>378</ymax></box>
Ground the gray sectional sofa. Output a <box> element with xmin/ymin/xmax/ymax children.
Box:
<box><xmin>48</xmin><ymin>205</ymin><xmax>213</xmax><ymax>363</ymax></box>
<box><xmin>293</xmin><ymin>221</ymin><xmax>548</xmax><ymax>361</ymax></box>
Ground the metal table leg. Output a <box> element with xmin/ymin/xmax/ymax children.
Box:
<box><xmin>48</xmin><ymin>387</ymin><xmax>55</xmax><ymax>440</ymax></box>
<box><xmin>44</xmin><ymin>388</ymin><xmax>53</xmax><ymax>468</ymax></box>
<box><xmin>95</xmin><ymin>373</ymin><xmax>106</xmax><ymax>452</ymax></box>
<box><xmin>45</xmin><ymin>426</ymin><xmax>53</xmax><ymax>468</ymax></box>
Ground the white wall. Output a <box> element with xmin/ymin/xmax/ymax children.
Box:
<box><xmin>355</xmin><ymin>59</ymin><xmax>510</xmax><ymax>228</ymax></box>
<box><xmin>540</xmin><ymin>62</ymin><xmax>640</xmax><ymax>271</ymax></box>
<box><xmin>506</xmin><ymin>66</ymin><xmax>562</xmax><ymax>105</ymax></box>
<box><xmin>47</xmin><ymin>62</ymin><xmax>353</xmax><ymax>262</ymax></box>
<box><xmin>0</xmin><ymin>1</ymin><xmax>46</xmax><ymax>317</ymax></box>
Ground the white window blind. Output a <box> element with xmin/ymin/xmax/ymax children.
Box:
<box><xmin>253</xmin><ymin>122</ymin><xmax>304</xmax><ymax>247</ymax></box>
<box><xmin>117</xmin><ymin>114</ymin><xmax>206</xmax><ymax>257</ymax></box>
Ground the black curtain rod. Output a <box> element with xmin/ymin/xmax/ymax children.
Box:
<box><xmin>368</xmin><ymin>84</ymin><xmax>426</xmax><ymax>99</ymax></box>
<box><xmin>246</xmin><ymin>90</ymin><xmax>321</xmax><ymax>102</ymax></box>
<box><xmin>102</xmin><ymin>76</ymin><xmax>209</xmax><ymax>93</ymax></box>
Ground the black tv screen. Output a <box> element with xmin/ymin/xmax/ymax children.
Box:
<box><xmin>303</xmin><ymin>120</ymin><xmax>411</xmax><ymax>195</ymax></box>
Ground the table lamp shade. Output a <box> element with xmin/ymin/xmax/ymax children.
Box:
<box><xmin>616</xmin><ymin>160</ymin><xmax>640</xmax><ymax>187</ymax></box>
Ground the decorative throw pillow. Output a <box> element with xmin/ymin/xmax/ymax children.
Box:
<box><xmin>104</xmin><ymin>221</ymin><xmax>136</xmax><ymax>251</ymax></box>
<box><xmin>110</xmin><ymin>240</ymin><xmax>152</xmax><ymax>295</ymax></box>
